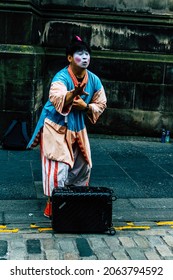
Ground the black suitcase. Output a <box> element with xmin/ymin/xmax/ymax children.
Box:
<box><xmin>51</xmin><ymin>186</ymin><xmax>116</xmax><ymax>234</ymax></box>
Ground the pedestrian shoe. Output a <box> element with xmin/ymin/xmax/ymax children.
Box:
<box><xmin>44</xmin><ymin>201</ymin><xmax>52</xmax><ymax>218</ymax></box>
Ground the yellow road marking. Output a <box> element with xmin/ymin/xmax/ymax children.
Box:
<box><xmin>157</xmin><ymin>221</ymin><xmax>173</xmax><ymax>226</ymax></box>
<box><xmin>113</xmin><ymin>225</ymin><xmax>150</xmax><ymax>231</ymax></box>
<box><xmin>0</xmin><ymin>228</ymin><xmax>19</xmax><ymax>233</ymax></box>
<box><xmin>126</xmin><ymin>222</ymin><xmax>135</xmax><ymax>226</ymax></box>
<box><xmin>2</xmin><ymin>221</ymin><xmax>173</xmax><ymax>233</ymax></box>
<box><xmin>30</xmin><ymin>224</ymin><xmax>53</xmax><ymax>232</ymax></box>
<box><xmin>0</xmin><ymin>225</ymin><xmax>7</xmax><ymax>229</ymax></box>
<box><xmin>30</xmin><ymin>224</ymin><xmax>40</xmax><ymax>228</ymax></box>
<box><xmin>38</xmin><ymin>227</ymin><xmax>53</xmax><ymax>232</ymax></box>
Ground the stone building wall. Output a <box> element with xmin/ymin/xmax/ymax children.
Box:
<box><xmin>1</xmin><ymin>0</ymin><xmax>173</xmax><ymax>138</ymax></box>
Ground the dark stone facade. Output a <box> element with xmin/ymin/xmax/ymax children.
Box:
<box><xmin>1</xmin><ymin>0</ymin><xmax>173</xmax><ymax>138</ymax></box>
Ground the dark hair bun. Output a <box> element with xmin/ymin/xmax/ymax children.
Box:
<box><xmin>66</xmin><ymin>35</ymin><xmax>91</xmax><ymax>57</ymax></box>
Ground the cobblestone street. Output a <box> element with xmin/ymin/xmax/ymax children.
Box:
<box><xmin>1</xmin><ymin>226</ymin><xmax>173</xmax><ymax>260</ymax></box>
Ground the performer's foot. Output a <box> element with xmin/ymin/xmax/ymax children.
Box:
<box><xmin>44</xmin><ymin>201</ymin><xmax>52</xmax><ymax>218</ymax></box>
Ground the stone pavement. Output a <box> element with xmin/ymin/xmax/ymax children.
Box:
<box><xmin>2</xmin><ymin>226</ymin><xmax>173</xmax><ymax>260</ymax></box>
<box><xmin>1</xmin><ymin>134</ymin><xmax>173</xmax><ymax>260</ymax></box>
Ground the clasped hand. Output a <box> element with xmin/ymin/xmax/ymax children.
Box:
<box><xmin>72</xmin><ymin>83</ymin><xmax>88</xmax><ymax>97</ymax></box>
<box><xmin>72</xmin><ymin>83</ymin><xmax>89</xmax><ymax>110</ymax></box>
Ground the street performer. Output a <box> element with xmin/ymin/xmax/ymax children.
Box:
<box><xmin>27</xmin><ymin>35</ymin><xmax>107</xmax><ymax>217</ymax></box>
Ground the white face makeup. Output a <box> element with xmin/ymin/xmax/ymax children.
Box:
<box><xmin>73</xmin><ymin>50</ymin><xmax>90</xmax><ymax>68</ymax></box>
